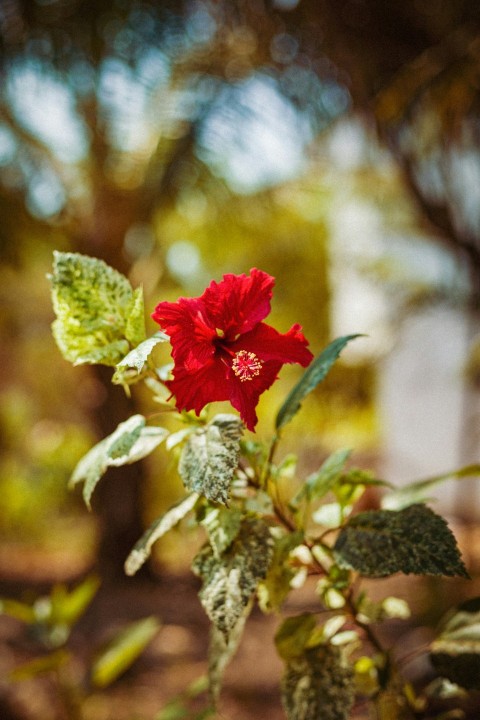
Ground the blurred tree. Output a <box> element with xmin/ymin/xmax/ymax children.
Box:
<box><xmin>0</xmin><ymin>0</ymin><xmax>344</xmax><ymax>576</ymax></box>
<box><xmin>2</xmin><ymin>0</ymin><xmax>480</xmax><ymax>571</ymax></box>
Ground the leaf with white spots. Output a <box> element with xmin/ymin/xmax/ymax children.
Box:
<box><xmin>125</xmin><ymin>492</ymin><xmax>200</xmax><ymax>576</ymax></box>
<box><xmin>112</xmin><ymin>332</ymin><xmax>170</xmax><ymax>385</ymax></box>
<box><xmin>200</xmin><ymin>505</ymin><xmax>243</xmax><ymax>558</ymax></box>
<box><xmin>281</xmin><ymin>643</ymin><xmax>355</xmax><ymax>720</ymax></box>
<box><xmin>192</xmin><ymin>517</ymin><xmax>274</xmax><ymax>641</ymax></box>
<box><xmin>179</xmin><ymin>414</ymin><xmax>243</xmax><ymax>505</ymax></box>
<box><xmin>50</xmin><ymin>252</ymin><xmax>146</xmax><ymax>367</ymax></box>
<box><xmin>334</xmin><ymin>504</ymin><xmax>468</xmax><ymax>578</ymax></box>
<box><xmin>431</xmin><ymin>597</ymin><xmax>480</xmax><ymax>690</ymax></box>
<box><xmin>70</xmin><ymin>415</ymin><xmax>168</xmax><ymax>508</ymax></box>
<box><xmin>208</xmin><ymin>601</ymin><xmax>252</xmax><ymax>704</ymax></box>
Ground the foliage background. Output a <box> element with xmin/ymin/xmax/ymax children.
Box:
<box><xmin>1</xmin><ymin>1</ymin><xmax>480</xmax><ymax>718</ymax></box>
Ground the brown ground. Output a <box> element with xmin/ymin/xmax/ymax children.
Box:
<box><xmin>2</xmin><ymin>521</ymin><xmax>480</xmax><ymax>720</ymax></box>
<box><xmin>0</xmin><ymin>571</ymin><xmax>287</xmax><ymax>720</ymax></box>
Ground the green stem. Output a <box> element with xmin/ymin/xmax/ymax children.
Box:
<box><xmin>343</xmin><ymin>587</ymin><xmax>386</xmax><ymax>659</ymax></box>
<box><xmin>344</xmin><ymin>589</ymin><xmax>417</xmax><ymax>718</ymax></box>
<box><xmin>271</xmin><ymin>491</ymin><xmax>298</xmax><ymax>534</ymax></box>
<box><xmin>260</xmin><ymin>431</ymin><xmax>279</xmax><ymax>490</ymax></box>
<box><xmin>307</xmin><ymin>554</ymin><xmax>390</xmax><ymax>672</ymax></box>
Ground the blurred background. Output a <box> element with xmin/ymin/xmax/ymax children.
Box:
<box><xmin>0</xmin><ymin>1</ymin><xmax>480</xmax><ymax>718</ymax></box>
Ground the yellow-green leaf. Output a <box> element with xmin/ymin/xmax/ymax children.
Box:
<box><xmin>91</xmin><ymin>616</ymin><xmax>160</xmax><ymax>688</ymax></box>
<box><xmin>50</xmin><ymin>251</ymin><xmax>146</xmax><ymax>367</ymax></box>
<box><xmin>49</xmin><ymin>576</ymin><xmax>100</xmax><ymax>628</ymax></box>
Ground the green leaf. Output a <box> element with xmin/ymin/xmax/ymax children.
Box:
<box><xmin>125</xmin><ymin>285</ymin><xmax>147</xmax><ymax>346</ymax></box>
<box><xmin>244</xmin><ymin>489</ymin><xmax>275</xmax><ymax>515</ymax></box>
<box><xmin>281</xmin><ymin>644</ymin><xmax>355</xmax><ymax>720</ymax></box>
<box><xmin>155</xmin><ymin>701</ymin><xmax>189</xmax><ymax>720</ymax></box>
<box><xmin>200</xmin><ymin>505</ymin><xmax>243</xmax><ymax>558</ymax></box>
<box><xmin>114</xmin><ymin>425</ymin><xmax>168</xmax><ymax>464</ymax></box>
<box><xmin>50</xmin><ymin>251</ymin><xmax>146</xmax><ymax>367</ymax></box>
<box><xmin>356</xmin><ymin>595</ymin><xmax>410</xmax><ymax>624</ymax></box>
<box><xmin>179</xmin><ymin>414</ymin><xmax>243</xmax><ymax>505</ymax></box>
<box><xmin>334</xmin><ymin>504</ymin><xmax>469</xmax><ymax>578</ymax></box>
<box><xmin>192</xmin><ymin>517</ymin><xmax>274</xmax><ymax>640</ymax></box>
<box><xmin>275</xmin><ymin>614</ymin><xmax>317</xmax><ymax>661</ymax></box>
<box><xmin>70</xmin><ymin>415</ymin><xmax>168</xmax><ymax>508</ymax></box>
<box><xmin>275</xmin><ymin>453</ymin><xmax>298</xmax><ymax>481</ymax></box>
<box><xmin>10</xmin><ymin>650</ymin><xmax>70</xmax><ymax>681</ymax></box>
<box><xmin>155</xmin><ymin>677</ymin><xmax>212</xmax><ymax>720</ymax></box>
<box><xmin>208</xmin><ymin>601</ymin><xmax>252</xmax><ymax>704</ymax></box>
<box><xmin>258</xmin><ymin>530</ymin><xmax>303</xmax><ymax>613</ymax></box>
<box><xmin>382</xmin><ymin>464</ymin><xmax>480</xmax><ymax>511</ymax></box>
<box><xmin>91</xmin><ymin>616</ymin><xmax>160</xmax><ymax>688</ymax></box>
<box><xmin>0</xmin><ymin>598</ymin><xmax>37</xmax><ymax>624</ymax></box>
<box><xmin>49</xmin><ymin>575</ymin><xmax>100</xmax><ymax>627</ymax></box>
<box><xmin>336</xmin><ymin>468</ymin><xmax>390</xmax><ymax>507</ymax></box>
<box><xmin>112</xmin><ymin>331</ymin><xmax>170</xmax><ymax>385</ymax></box>
<box><xmin>145</xmin><ymin>374</ymin><xmax>174</xmax><ymax>407</ymax></box>
<box><xmin>430</xmin><ymin>597</ymin><xmax>480</xmax><ymax>690</ymax></box>
<box><xmin>275</xmin><ymin>335</ymin><xmax>362</xmax><ymax>431</ymax></box>
<box><xmin>374</xmin><ymin>676</ymin><xmax>416</xmax><ymax>720</ymax></box>
<box><xmin>124</xmin><ymin>493</ymin><xmax>200</xmax><ymax>576</ymax></box>
<box><xmin>156</xmin><ymin>703</ymin><xmax>215</xmax><ymax>720</ymax></box>
<box><xmin>316</xmin><ymin>565</ymin><xmax>350</xmax><ymax>611</ymax></box>
<box><xmin>353</xmin><ymin>656</ymin><xmax>380</xmax><ymax>698</ymax></box>
<box><xmin>290</xmin><ymin>449</ymin><xmax>351</xmax><ymax>509</ymax></box>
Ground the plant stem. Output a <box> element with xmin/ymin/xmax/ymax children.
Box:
<box><xmin>56</xmin><ymin>667</ymin><xmax>85</xmax><ymax>720</ymax></box>
<box><xmin>344</xmin><ymin>587</ymin><xmax>387</xmax><ymax>658</ymax></box>
<box><xmin>260</xmin><ymin>431</ymin><xmax>279</xmax><ymax>490</ymax></box>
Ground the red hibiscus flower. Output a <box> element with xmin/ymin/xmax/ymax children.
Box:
<box><xmin>152</xmin><ymin>268</ymin><xmax>313</xmax><ymax>430</ymax></box>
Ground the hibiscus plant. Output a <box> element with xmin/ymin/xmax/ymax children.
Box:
<box><xmin>50</xmin><ymin>251</ymin><xmax>480</xmax><ymax>720</ymax></box>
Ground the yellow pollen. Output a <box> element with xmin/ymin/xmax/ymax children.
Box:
<box><xmin>232</xmin><ymin>350</ymin><xmax>263</xmax><ymax>382</ymax></box>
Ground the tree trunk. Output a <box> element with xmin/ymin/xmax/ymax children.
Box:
<box><xmin>90</xmin><ymin>366</ymin><xmax>146</xmax><ymax>581</ymax></box>
<box><xmin>72</xmin><ymin>164</ymin><xmax>152</xmax><ymax>580</ymax></box>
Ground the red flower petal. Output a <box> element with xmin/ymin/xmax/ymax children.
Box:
<box><xmin>231</xmin><ymin>322</ymin><xmax>313</xmax><ymax>368</ymax></box>
<box><xmin>201</xmin><ymin>268</ymin><xmax>274</xmax><ymax>338</ymax></box>
<box><xmin>228</xmin><ymin>359</ymin><xmax>282</xmax><ymax>431</ymax></box>
<box><xmin>166</xmin><ymin>359</ymin><xmax>232</xmax><ymax>416</ymax></box>
<box><xmin>151</xmin><ymin>297</ymin><xmax>216</xmax><ymax>371</ymax></box>
<box><xmin>169</xmin><ymin>352</ymin><xmax>283</xmax><ymax>431</ymax></box>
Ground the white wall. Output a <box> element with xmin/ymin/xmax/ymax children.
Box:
<box><xmin>379</xmin><ymin>304</ymin><xmax>480</xmax><ymax>519</ymax></box>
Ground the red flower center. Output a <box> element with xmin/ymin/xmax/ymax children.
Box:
<box><xmin>231</xmin><ymin>350</ymin><xmax>263</xmax><ymax>382</ymax></box>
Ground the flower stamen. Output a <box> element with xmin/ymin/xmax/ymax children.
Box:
<box><xmin>232</xmin><ymin>350</ymin><xmax>263</xmax><ymax>382</ymax></box>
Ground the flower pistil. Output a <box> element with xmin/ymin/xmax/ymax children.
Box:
<box><xmin>231</xmin><ymin>350</ymin><xmax>263</xmax><ymax>382</ymax></box>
